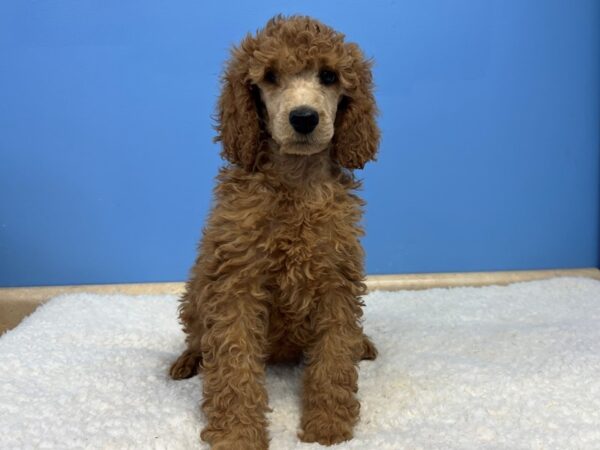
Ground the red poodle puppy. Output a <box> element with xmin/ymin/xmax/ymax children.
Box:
<box><xmin>170</xmin><ymin>15</ymin><xmax>380</xmax><ymax>449</ymax></box>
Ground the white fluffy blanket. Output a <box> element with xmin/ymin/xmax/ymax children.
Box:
<box><xmin>1</xmin><ymin>277</ymin><xmax>600</xmax><ymax>449</ymax></box>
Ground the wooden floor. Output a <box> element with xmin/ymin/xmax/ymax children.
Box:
<box><xmin>1</xmin><ymin>268</ymin><xmax>599</xmax><ymax>335</ymax></box>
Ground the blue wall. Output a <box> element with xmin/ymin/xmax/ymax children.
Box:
<box><xmin>1</xmin><ymin>1</ymin><xmax>598</xmax><ymax>287</ymax></box>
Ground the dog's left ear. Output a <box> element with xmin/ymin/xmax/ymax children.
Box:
<box><xmin>331</xmin><ymin>46</ymin><xmax>380</xmax><ymax>169</ymax></box>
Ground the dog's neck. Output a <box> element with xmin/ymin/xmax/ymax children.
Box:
<box><xmin>262</xmin><ymin>139</ymin><xmax>337</xmax><ymax>188</ymax></box>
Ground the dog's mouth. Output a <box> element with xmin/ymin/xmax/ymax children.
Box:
<box><xmin>279</xmin><ymin>130</ymin><xmax>333</xmax><ymax>154</ymax></box>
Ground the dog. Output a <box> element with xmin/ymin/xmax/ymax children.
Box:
<box><xmin>170</xmin><ymin>15</ymin><xmax>380</xmax><ymax>449</ymax></box>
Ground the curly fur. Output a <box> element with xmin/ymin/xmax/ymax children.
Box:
<box><xmin>170</xmin><ymin>15</ymin><xmax>380</xmax><ymax>449</ymax></box>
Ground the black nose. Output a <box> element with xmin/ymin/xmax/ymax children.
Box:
<box><xmin>289</xmin><ymin>106</ymin><xmax>319</xmax><ymax>134</ymax></box>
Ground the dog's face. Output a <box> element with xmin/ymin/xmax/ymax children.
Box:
<box><xmin>256</xmin><ymin>68</ymin><xmax>343</xmax><ymax>156</ymax></box>
<box><xmin>215</xmin><ymin>15</ymin><xmax>380</xmax><ymax>170</ymax></box>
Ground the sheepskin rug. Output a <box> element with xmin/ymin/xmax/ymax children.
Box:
<box><xmin>1</xmin><ymin>277</ymin><xmax>600</xmax><ymax>449</ymax></box>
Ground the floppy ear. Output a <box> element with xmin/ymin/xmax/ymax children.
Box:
<box><xmin>214</xmin><ymin>43</ymin><xmax>264</xmax><ymax>170</ymax></box>
<box><xmin>332</xmin><ymin>48</ymin><xmax>380</xmax><ymax>170</ymax></box>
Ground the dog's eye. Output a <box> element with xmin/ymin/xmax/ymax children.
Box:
<box><xmin>264</xmin><ymin>70</ymin><xmax>277</xmax><ymax>84</ymax></box>
<box><xmin>319</xmin><ymin>69</ymin><xmax>338</xmax><ymax>86</ymax></box>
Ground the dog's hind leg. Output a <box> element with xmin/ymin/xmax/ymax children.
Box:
<box><xmin>360</xmin><ymin>334</ymin><xmax>378</xmax><ymax>361</ymax></box>
<box><xmin>170</xmin><ymin>347</ymin><xmax>203</xmax><ymax>379</ymax></box>
<box><xmin>170</xmin><ymin>317</ymin><xmax>204</xmax><ymax>379</ymax></box>
<box><xmin>170</xmin><ymin>285</ymin><xmax>205</xmax><ymax>380</ymax></box>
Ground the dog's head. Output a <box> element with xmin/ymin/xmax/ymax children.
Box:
<box><xmin>215</xmin><ymin>15</ymin><xmax>379</xmax><ymax>171</ymax></box>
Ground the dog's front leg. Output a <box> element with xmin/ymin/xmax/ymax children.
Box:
<box><xmin>200</xmin><ymin>292</ymin><xmax>270</xmax><ymax>450</ymax></box>
<box><xmin>299</xmin><ymin>291</ymin><xmax>364</xmax><ymax>445</ymax></box>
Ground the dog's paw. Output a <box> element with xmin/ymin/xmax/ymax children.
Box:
<box><xmin>211</xmin><ymin>439</ymin><xmax>266</xmax><ymax>450</ymax></box>
<box><xmin>169</xmin><ymin>349</ymin><xmax>202</xmax><ymax>380</ymax></box>
<box><xmin>299</xmin><ymin>418</ymin><xmax>353</xmax><ymax>446</ymax></box>
<box><xmin>202</xmin><ymin>426</ymin><xmax>269</xmax><ymax>450</ymax></box>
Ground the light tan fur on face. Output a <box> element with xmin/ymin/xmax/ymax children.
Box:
<box><xmin>257</xmin><ymin>70</ymin><xmax>342</xmax><ymax>156</ymax></box>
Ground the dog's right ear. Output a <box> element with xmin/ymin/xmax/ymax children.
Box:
<box><xmin>214</xmin><ymin>40</ymin><xmax>263</xmax><ymax>170</ymax></box>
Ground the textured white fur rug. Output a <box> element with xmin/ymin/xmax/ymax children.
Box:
<box><xmin>2</xmin><ymin>277</ymin><xmax>600</xmax><ymax>449</ymax></box>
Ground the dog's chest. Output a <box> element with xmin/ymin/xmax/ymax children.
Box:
<box><xmin>266</xmin><ymin>185</ymin><xmax>343</xmax><ymax>260</ymax></box>
<box><xmin>263</xmin><ymin>183</ymin><xmax>358</xmax><ymax>291</ymax></box>
<box><xmin>261</xmin><ymin>187</ymin><xmax>336</xmax><ymax>325</ymax></box>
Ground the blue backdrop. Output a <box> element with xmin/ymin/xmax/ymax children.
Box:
<box><xmin>1</xmin><ymin>1</ymin><xmax>598</xmax><ymax>287</ymax></box>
